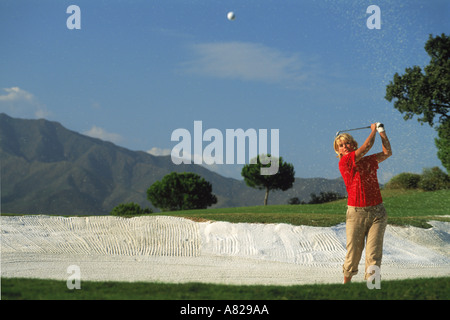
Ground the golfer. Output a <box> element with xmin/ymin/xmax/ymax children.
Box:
<box><xmin>333</xmin><ymin>123</ymin><xmax>392</xmax><ymax>283</ymax></box>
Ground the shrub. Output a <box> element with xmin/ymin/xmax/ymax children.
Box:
<box><xmin>309</xmin><ymin>191</ymin><xmax>344</xmax><ymax>204</ymax></box>
<box><xmin>110</xmin><ymin>202</ymin><xmax>153</xmax><ymax>216</ymax></box>
<box><xmin>288</xmin><ymin>197</ymin><xmax>306</xmax><ymax>205</ymax></box>
<box><xmin>418</xmin><ymin>167</ymin><xmax>450</xmax><ymax>191</ymax></box>
<box><xmin>385</xmin><ymin>172</ymin><xmax>421</xmax><ymax>189</ymax></box>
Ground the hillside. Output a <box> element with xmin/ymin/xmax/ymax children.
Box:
<box><xmin>0</xmin><ymin>113</ymin><xmax>346</xmax><ymax>215</ymax></box>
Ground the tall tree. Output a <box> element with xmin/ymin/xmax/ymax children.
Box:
<box><xmin>241</xmin><ymin>155</ymin><xmax>295</xmax><ymax>205</ymax></box>
<box><xmin>436</xmin><ymin>118</ymin><xmax>450</xmax><ymax>172</ymax></box>
<box><xmin>385</xmin><ymin>33</ymin><xmax>450</xmax><ymax>171</ymax></box>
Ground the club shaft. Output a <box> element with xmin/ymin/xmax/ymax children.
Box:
<box><xmin>341</xmin><ymin>126</ymin><xmax>371</xmax><ymax>132</ymax></box>
<box><xmin>336</xmin><ymin>126</ymin><xmax>371</xmax><ymax>136</ymax></box>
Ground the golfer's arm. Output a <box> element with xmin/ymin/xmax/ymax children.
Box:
<box><xmin>376</xmin><ymin>132</ymin><xmax>392</xmax><ymax>163</ymax></box>
<box><xmin>355</xmin><ymin>128</ymin><xmax>377</xmax><ymax>162</ymax></box>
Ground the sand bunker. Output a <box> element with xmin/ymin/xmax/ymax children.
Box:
<box><xmin>1</xmin><ymin>215</ymin><xmax>449</xmax><ymax>285</ymax></box>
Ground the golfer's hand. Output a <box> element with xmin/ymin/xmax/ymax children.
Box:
<box><xmin>370</xmin><ymin>123</ymin><xmax>377</xmax><ymax>132</ymax></box>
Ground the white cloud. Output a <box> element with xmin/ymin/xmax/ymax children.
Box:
<box><xmin>83</xmin><ymin>126</ymin><xmax>124</xmax><ymax>144</ymax></box>
<box><xmin>0</xmin><ymin>86</ymin><xmax>51</xmax><ymax>119</ymax></box>
<box><xmin>182</xmin><ymin>42</ymin><xmax>308</xmax><ymax>84</ymax></box>
<box><xmin>0</xmin><ymin>87</ymin><xmax>34</xmax><ymax>102</ymax></box>
<box><xmin>146</xmin><ymin>147</ymin><xmax>172</xmax><ymax>156</ymax></box>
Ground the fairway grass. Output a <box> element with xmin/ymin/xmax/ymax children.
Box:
<box><xmin>161</xmin><ymin>189</ymin><xmax>450</xmax><ymax>228</ymax></box>
<box><xmin>2</xmin><ymin>189</ymin><xmax>449</xmax><ymax>228</ymax></box>
<box><xmin>2</xmin><ymin>277</ymin><xmax>449</xmax><ymax>300</ymax></box>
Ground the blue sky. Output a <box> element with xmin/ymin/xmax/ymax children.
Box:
<box><xmin>1</xmin><ymin>0</ymin><xmax>449</xmax><ymax>183</ymax></box>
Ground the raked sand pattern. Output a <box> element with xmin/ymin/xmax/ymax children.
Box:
<box><xmin>1</xmin><ymin>215</ymin><xmax>449</xmax><ymax>285</ymax></box>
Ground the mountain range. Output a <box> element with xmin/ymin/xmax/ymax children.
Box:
<box><xmin>0</xmin><ymin>113</ymin><xmax>346</xmax><ymax>215</ymax></box>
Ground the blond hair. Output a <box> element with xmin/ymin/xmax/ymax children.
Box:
<box><xmin>334</xmin><ymin>133</ymin><xmax>358</xmax><ymax>159</ymax></box>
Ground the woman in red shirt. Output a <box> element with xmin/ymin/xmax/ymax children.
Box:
<box><xmin>334</xmin><ymin>123</ymin><xmax>392</xmax><ymax>283</ymax></box>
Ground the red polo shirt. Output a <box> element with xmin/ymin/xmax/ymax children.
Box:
<box><xmin>339</xmin><ymin>151</ymin><xmax>382</xmax><ymax>207</ymax></box>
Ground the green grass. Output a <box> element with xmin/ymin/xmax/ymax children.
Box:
<box><xmin>2</xmin><ymin>277</ymin><xmax>449</xmax><ymax>300</ymax></box>
<box><xmin>158</xmin><ymin>189</ymin><xmax>450</xmax><ymax>228</ymax></box>
<box><xmin>3</xmin><ymin>189</ymin><xmax>449</xmax><ymax>228</ymax></box>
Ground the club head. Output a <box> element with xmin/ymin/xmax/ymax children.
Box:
<box><xmin>335</xmin><ymin>131</ymin><xmax>341</xmax><ymax>137</ymax></box>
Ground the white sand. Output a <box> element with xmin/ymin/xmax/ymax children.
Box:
<box><xmin>1</xmin><ymin>215</ymin><xmax>449</xmax><ymax>285</ymax></box>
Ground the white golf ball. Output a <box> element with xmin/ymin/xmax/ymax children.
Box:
<box><xmin>227</xmin><ymin>11</ymin><xmax>235</xmax><ymax>21</ymax></box>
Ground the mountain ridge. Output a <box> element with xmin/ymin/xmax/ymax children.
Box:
<box><xmin>0</xmin><ymin>113</ymin><xmax>346</xmax><ymax>215</ymax></box>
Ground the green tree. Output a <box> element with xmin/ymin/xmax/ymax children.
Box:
<box><xmin>110</xmin><ymin>202</ymin><xmax>152</xmax><ymax>216</ymax></box>
<box><xmin>436</xmin><ymin>119</ymin><xmax>450</xmax><ymax>172</ymax></box>
<box><xmin>147</xmin><ymin>172</ymin><xmax>217</xmax><ymax>211</ymax></box>
<box><xmin>241</xmin><ymin>154</ymin><xmax>295</xmax><ymax>205</ymax></box>
<box><xmin>385</xmin><ymin>33</ymin><xmax>450</xmax><ymax>172</ymax></box>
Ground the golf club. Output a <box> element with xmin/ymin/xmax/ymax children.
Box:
<box><xmin>335</xmin><ymin>126</ymin><xmax>371</xmax><ymax>137</ymax></box>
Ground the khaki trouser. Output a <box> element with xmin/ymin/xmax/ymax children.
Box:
<box><xmin>343</xmin><ymin>203</ymin><xmax>387</xmax><ymax>279</ymax></box>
